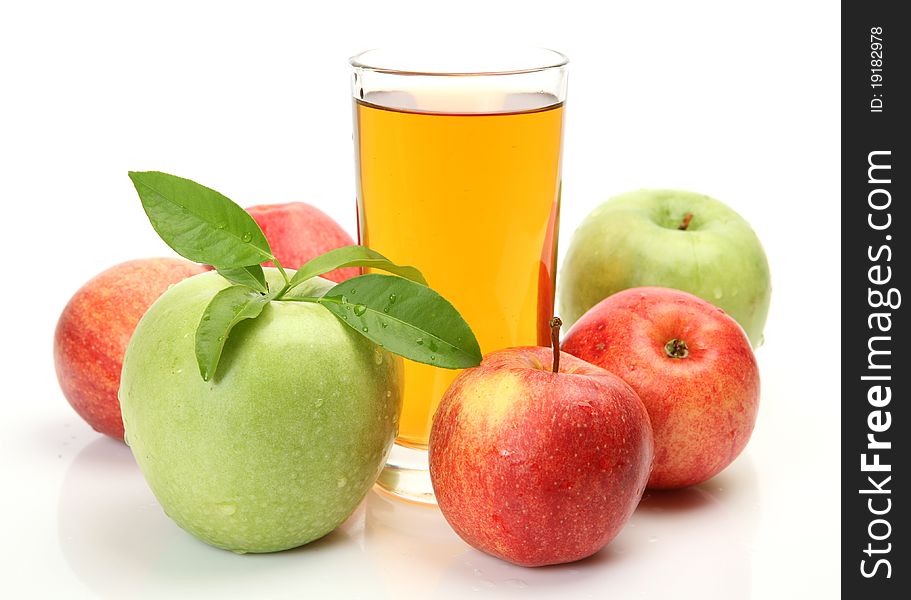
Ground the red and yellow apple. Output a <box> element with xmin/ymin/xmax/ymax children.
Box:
<box><xmin>246</xmin><ymin>202</ymin><xmax>358</xmax><ymax>282</ymax></box>
<box><xmin>54</xmin><ymin>258</ymin><xmax>207</xmax><ymax>439</ymax></box>
<box><xmin>429</xmin><ymin>344</ymin><xmax>653</xmax><ymax>567</ymax></box>
<box><xmin>562</xmin><ymin>287</ymin><xmax>760</xmax><ymax>489</ymax></box>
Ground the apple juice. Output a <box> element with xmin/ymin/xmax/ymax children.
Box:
<box><xmin>354</xmin><ymin>92</ymin><xmax>563</xmax><ymax>448</ymax></box>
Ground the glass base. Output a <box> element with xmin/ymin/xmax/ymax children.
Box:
<box><xmin>375</xmin><ymin>443</ymin><xmax>436</xmax><ymax>505</ymax></box>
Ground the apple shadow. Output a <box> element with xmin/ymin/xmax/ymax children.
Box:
<box><xmin>636</xmin><ymin>486</ymin><xmax>717</xmax><ymax>513</ymax></box>
<box><xmin>58</xmin><ymin>437</ymin><xmax>383</xmax><ymax>598</ymax></box>
<box><xmin>635</xmin><ymin>454</ymin><xmax>760</xmax><ymax>519</ymax></box>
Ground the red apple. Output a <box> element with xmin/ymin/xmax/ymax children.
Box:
<box><xmin>429</xmin><ymin>338</ymin><xmax>654</xmax><ymax>567</ymax></box>
<box><xmin>54</xmin><ymin>258</ymin><xmax>207</xmax><ymax>439</ymax></box>
<box><xmin>562</xmin><ymin>287</ymin><xmax>760</xmax><ymax>489</ymax></box>
<box><xmin>245</xmin><ymin>202</ymin><xmax>358</xmax><ymax>282</ymax></box>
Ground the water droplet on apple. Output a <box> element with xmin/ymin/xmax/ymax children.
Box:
<box><xmin>505</xmin><ymin>579</ymin><xmax>528</xmax><ymax>589</ymax></box>
<box><xmin>351</xmin><ymin>289</ymin><xmax>357</xmax><ymax>295</ymax></box>
<box><xmin>713</xmin><ymin>287</ymin><xmax>723</xmax><ymax>299</ymax></box>
<box><xmin>383</xmin><ymin>307</ymin><xmax>389</xmax><ymax>313</ymax></box>
<box><xmin>388</xmin><ymin>293</ymin><xmax>397</xmax><ymax>304</ymax></box>
<box><xmin>314</xmin><ymin>398</ymin><xmax>324</xmax><ymax>408</ymax></box>
<box><xmin>386</xmin><ymin>390</ymin><xmax>392</xmax><ymax>398</ymax></box>
<box><xmin>337</xmin><ymin>477</ymin><xmax>348</xmax><ymax>488</ymax></box>
<box><xmin>217</xmin><ymin>336</ymin><xmax>225</xmax><ymax>342</ymax></box>
<box><xmin>216</xmin><ymin>503</ymin><xmax>237</xmax><ymax>516</ymax></box>
<box><xmin>430</xmin><ymin>355</ymin><xmax>435</xmax><ymax>361</ymax></box>
<box><xmin>416</xmin><ymin>338</ymin><xmax>424</xmax><ymax>345</ymax></box>
<box><xmin>373</xmin><ymin>348</ymin><xmax>383</xmax><ymax>364</ymax></box>
<box><xmin>241</xmin><ymin>232</ymin><xmax>252</xmax><ymax>243</ymax></box>
<box><xmin>353</xmin><ymin>304</ymin><xmax>367</xmax><ymax>316</ymax></box>
<box><xmin>362</xmin><ymin>326</ymin><xmax>369</xmax><ymax>332</ymax></box>
<box><xmin>380</xmin><ymin>320</ymin><xmax>388</xmax><ymax>328</ymax></box>
<box><xmin>216</xmin><ymin>222</ymin><xmax>226</xmax><ymax>230</ymax></box>
<box><xmin>202</xmin><ymin>314</ymin><xmax>211</xmax><ymax>321</ymax></box>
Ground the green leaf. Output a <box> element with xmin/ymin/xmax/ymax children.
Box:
<box><xmin>287</xmin><ymin>246</ymin><xmax>427</xmax><ymax>290</ymax></box>
<box><xmin>282</xmin><ymin>274</ymin><xmax>336</xmax><ymax>300</ymax></box>
<box><xmin>317</xmin><ymin>274</ymin><xmax>481</xmax><ymax>369</ymax></box>
<box><xmin>195</xmin><ymin>285</ymin><xmax>272</xmax><ymax>381</ymax></box>
<box><xmin>128</xmin><ymin>171</ymin><xmax>273</xmax><ymax>269</ymax></box>
<box><xmin>216</xmin><ymin>265</ymin><xmax>268</xmax><ymax>294</ymax></box>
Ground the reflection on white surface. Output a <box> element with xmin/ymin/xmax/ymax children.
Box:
<box><xmin>57</xmin><ymin>438</ymin><xmax>379</xmax><ymax>598</ymax></box>
<box><xmin>433</xmin><ymin>462</ymin><xmax>759</xmax><ymax>600</ymax></box>
<box><xmin>58</xmin><ymin>436</ymin><xmax>759</xmax><ymax>599</ymax></box>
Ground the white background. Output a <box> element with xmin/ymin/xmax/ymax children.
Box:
<box><xmin>0</xmin><ymin>1</ymin><xmax>840</xmax><ymax>598</ymax></box>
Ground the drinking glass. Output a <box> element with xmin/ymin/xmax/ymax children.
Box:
<box><xmin>350</xmin><ymin>47</ymin><xmax>568</xmax><ymax>503</ymax></box>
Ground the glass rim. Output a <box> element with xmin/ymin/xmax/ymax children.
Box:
<box><xmin>349</xmin><ymin>47</ymin><xmax>569</xmax><ymax>77</ymax></box>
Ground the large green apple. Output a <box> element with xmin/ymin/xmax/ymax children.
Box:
<box><xmin>119</xmin><ymin>269</ymin><xmax>402</xmax><ymax>553</ymax></box>
<box><xmin>558</xmin><ymin>190</ymin><xmax>771</xmax><ymax>347</ymax></box>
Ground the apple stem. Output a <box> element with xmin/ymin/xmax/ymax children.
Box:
<box><xmin>664</xmin><ymin>338</ymin><xmax>690</xmax><ymax>359</ymax></box>
<box><xmin>549</xmin><ymin>317</ymin><xmax>562</xmax><ymax>373</ymax></box>
<box><xmin>678</xmin><ymin>212</ymin><xmax>694</xmax><ymax>231</ymax></box>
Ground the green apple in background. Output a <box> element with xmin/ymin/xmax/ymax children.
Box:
<box><xmin>120</xmin><ymin>269</ymin><xmax>402</xmax><ymax>553</ymax></box>
<box><xmin>559</xmin><ymin>190</ymin><xmax>771</xmax><ymax>347</ymax></box>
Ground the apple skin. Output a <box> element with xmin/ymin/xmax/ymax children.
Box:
<box><xmin>53</xmin><ymin>258</ymin><xmax>207</xmax><ymax>440</ymax></box>
<box><xmin>562</xmin><ymin>287</ymin><xmax>760</xmax><ymax>489</ymax></box>
<box><xmin>119</xmin><ymin>270</ymin><xmax>402</xmax><ymax>553</ymax></box>
<box><xmin>558</xmin><ymin>189</ymin><xmax>771</xmax><ymax>347</ymax></box>
<box><xmin>246</xmin><ymin>202</ymin><xmax>359</xmax><ymax>282</ymax></box>
<box><xmin>429</xmin><ymin>346</ymin><xmax>653</xmax><ymax>567</ymax></box>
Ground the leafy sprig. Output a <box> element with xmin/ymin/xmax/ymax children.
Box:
<box><xmin>128</xmin><ymin>171</ymin><xmax>482</xmax><ymax>381</ymax></box>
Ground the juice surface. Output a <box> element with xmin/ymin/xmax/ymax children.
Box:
<box><xmin>355</xmin><ymin>95</ymin><xmax>563</xmax><ymax>448</ymax></box>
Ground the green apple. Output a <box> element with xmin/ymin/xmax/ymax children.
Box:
<box><xmin>558</xmin><ymin>189</ymin><xmax>771</xmax><ymax>347</ymax></box>
<box><xmin>119</xmin><ymin>269</ymin><xmax>402</xmax><ymax>553</ymax></box>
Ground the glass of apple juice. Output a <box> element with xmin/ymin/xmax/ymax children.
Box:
<box><xmin>350</xmin><ymin>47</ymin><xmax>568</xmax><ymax>504</ymax></box>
